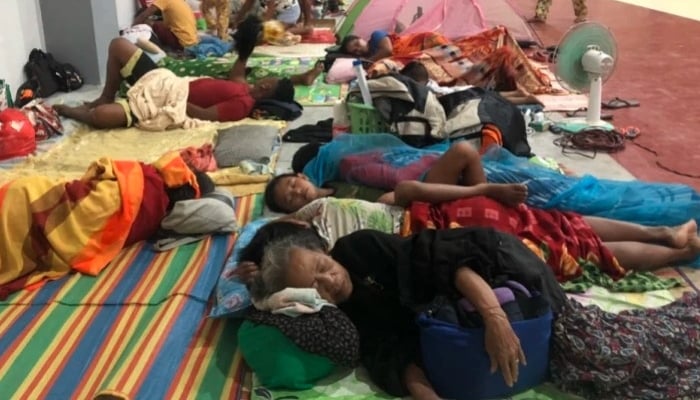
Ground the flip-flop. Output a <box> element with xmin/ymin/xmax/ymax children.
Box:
<box><xmin>602</xmin><ymin>97</ymin><xmax>640</xmax><ymax>109</ymax></box>
<box><xmin>566</xmin><ymin>107</ymin><xmax>613</xmax><ymax>120</ymax></box>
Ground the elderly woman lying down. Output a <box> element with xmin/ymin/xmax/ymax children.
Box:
<box><xmin>247</xmin><ymin>222</ymin><xmax>700</xmax><ymax>400</ymax></box>
<box><xmin>0</xmin><ymin>152</ymin><xmax>214</xmax><ymax>299</ymax></box>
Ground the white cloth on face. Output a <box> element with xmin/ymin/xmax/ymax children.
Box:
<box><xmin>252</xmin><ymin>288</ymin><xmax>335</xmax><ymax>317</ymax></box>
<box><xmin>126</xmin><ymin>68</ymin><xmax>207</xmax><ymax>131</ymax></box>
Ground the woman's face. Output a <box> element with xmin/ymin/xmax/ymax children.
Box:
<box><xmin>273</xmin><ymin>174</ymin><xmax>319</xmax><ymax>212</ymax></box>
<box><xmin>285</xmin><ymin>247</ymin><xmax>353</xmax><ymax>304</ymax></box>
<box><xmin>346</xmin><ymin>38</ymin><xmax>369</xmax><ymax>56</ymax></box>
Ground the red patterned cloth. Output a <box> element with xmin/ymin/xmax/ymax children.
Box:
<box><xmin>404</xmin><ymin>196</ymin><xmax>626</xmax><ymax>282</ymax></box>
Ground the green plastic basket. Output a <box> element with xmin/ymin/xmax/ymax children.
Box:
<box><xmin>348</xmin><ymin>102</ymin><xmax>388</xmax><ymax>134</ymax></box>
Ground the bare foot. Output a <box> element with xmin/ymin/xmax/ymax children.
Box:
<box><xmin>485</xmin><ymin>183</ymin><xmax>528</xmax><ymax>207</ymax></box>
<box><xmin>300</xmin><ymin>61</ymin><xmax>325</xmax><ymax>85</ymax></box>
<box><xmin>83</xmin><ymin>96</ymin><xmax>113</xmax><ymax>109</ymax></box>
<box><xmin>668</xmin><ymin>220</ymin><xmax>698</xmax><ymax>249</ymax></box>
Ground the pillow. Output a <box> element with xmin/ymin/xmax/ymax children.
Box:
<box><xmin>214</xmin><ymin>125</ymin><xmax>279</xmax><ymax>168</ymax></box>
<box><xmin>238</xmin><ymin>321</ymin><xmax>335</xmax><ymax>390</ymax></box>
<box><xmin>326</xmin><ymin>58</ymin><xmax>357</xmax><ymax>84</ymax></box>
<box><xmin>210</xmin><ymin>218</ymin><xmax>273</xmax><ymax>318</ymax></box>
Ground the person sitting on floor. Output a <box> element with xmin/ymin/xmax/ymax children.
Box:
<box><xmin>133</xmin><ymin>0</ymin><xmax>199</xmax><ymax>51</ymax></box>
<box><xmin>55</xmin><ymin>17</ymin><xmax>322</xmax><ymax>129</ymax></box>
<box><xmin>235</xmin><ymin>0</ymin><xmax>313</xmax><ymax>35</ymax></box>
<box><xmin>264</xmin><ymin>139</ymin><xmax>527</xmax><ymax>213</ymax></box>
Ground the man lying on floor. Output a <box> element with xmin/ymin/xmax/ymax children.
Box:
<box><xmin>55</xmin><ymin>16</ymin><xmax>322</xmax><ymax>130</ymax></box>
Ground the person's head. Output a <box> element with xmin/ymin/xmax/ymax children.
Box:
<box><xmin>264</xmin><ymin>172</ymin><xmax>321</xmax><ymax>213</ymax></box>
<box><xmin>339</xmin><ymin>35</ymin><xmax>368</xmax><ymax>57</ymax></box>
<box><xmin>250</xmin><ymin>235</ymin><xmax>353</xmax><ymax>304</ymax></box>
<box><xmin>239</xmin><ymin>220</ymin><xmax>324</xmax><ymax>266</ymax></box>
<box><xmin>165</xmin><ymin>170</ymin><xmax>216</xmax><ymax>210</ymax></box>
<box><xmin>400</xmin><ymin>61</ymin><xmax>429</xmax><ymax>85</ymax></box>
<box><xmin>250</xmin><ymin>77</ymin><xmax>295</xmax><ymax>102</ymax></box>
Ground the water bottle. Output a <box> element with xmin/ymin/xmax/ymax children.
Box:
<box><xmin>352</xmin><ymin>59</ymin><xmax>373</xmax><ymax>106</ymax></box>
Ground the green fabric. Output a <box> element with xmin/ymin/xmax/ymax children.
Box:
<box><xmin>239</xmin><ymin>321</ymin><xmax>335</xmax><ymax>390</ymax></box>
<box><xmin>155</xmin><ymin>56</ymin><xmax>343</xmax><ymax>106</ymax></box>
<box><xmin>251</xmin><ymin>369</ymin><xmax>583</xmax><ymax>400</ymax></box>
<box><xmin>336</xmin><ymin>0</ymin><xmax>372</xmax><ymax>39</ymax></box>
<box><xmin>561</xmin><ymin>261</ymin><xmax>684</xmax><ymax>293</ymax></box>
<box><xmin>325</xmin><ymin>181</ymin><xmax>387</xmax><ymax>202</ymax></box>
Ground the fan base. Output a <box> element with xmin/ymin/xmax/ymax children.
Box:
<box><xmin>555</xmin><ymin>118</ymin><xmax>614</xmax><ymax>133</ymax></box>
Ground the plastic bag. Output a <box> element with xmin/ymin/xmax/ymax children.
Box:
<box><xmin>0</xmin><ymin>108</ymin><xmax>36</xmax><ymax>161</ymax></box>
<box><xmin>0</xmin><ymin>79</ymin><xmax>12</xmax><ymax>111</ymax></box>
<box><xmin>21</xmin><ymin>99</ymin><xmax>63</xmax><ymax>141</ymax></box>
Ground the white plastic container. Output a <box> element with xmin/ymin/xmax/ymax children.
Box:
<box><xmin>332</xmin><ymin>100</ymin><xmax>350</xmax><ymax>137</ymax></box>
<box><xmin>352</xmin><ymin>59</ymin><xmax>373</xmax><ymax>106</ymax></box>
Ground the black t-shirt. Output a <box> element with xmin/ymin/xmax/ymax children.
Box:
<box><xmin>330</xmin><ymin>228</ymin><xmax>565</xmax><ymax>397</ymax></box>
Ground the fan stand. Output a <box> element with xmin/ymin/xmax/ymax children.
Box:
<box><xmin>558</xmin><ymin>74</ymin><xmax>614</xmax><ymax>133</ymax></box>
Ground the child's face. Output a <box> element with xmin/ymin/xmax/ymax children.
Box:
<box><xmin>273</xmin><ymin>174</ymin><xmax>319</xmax><ymax>212</ymax></box>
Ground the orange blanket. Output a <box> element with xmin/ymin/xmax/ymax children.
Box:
<box><xmin>0</xmin><ymin>158</ymin><xmax>166</xmax><ymax>295</ymax></box>
<box><xmin>370</xmin><ymin>27</ymin><xmax>558</xmax><ymax>95</ymax></box>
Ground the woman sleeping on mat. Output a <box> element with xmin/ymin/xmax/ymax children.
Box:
<box><xmin>0</xmin><ymin>152</ymin><xmax>215</xmax><ymax>299</ymax></box>
<box><xmin>241</xmin><ymin>221</ymin><xmax>700</xmax><ymax>400</ymax></box>
<box><xmin>340</xmin><ymin>27</ymin><xmax>555</xmax><ymax>94</ymax></box>
<box><xmin>266</xmin><ymin>134</ymin><xmax>700</xmax><ymax>231</ymax></box>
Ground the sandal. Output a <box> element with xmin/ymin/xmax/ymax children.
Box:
<box><xmin>566</xmin><ymin>107</ymin><xmax>613</xmax><ymax>121</ymax></box>
<box><xmin>602</xmin><ymin>97</ymin><xmax>641</xmax><ymax>109</ymax></box>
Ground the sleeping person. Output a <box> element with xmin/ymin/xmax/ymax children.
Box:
<box><xmin>339</xmin><ymin>30</ymin><xmax>449</xmax><ymax>62</ymax></box>
<box><xmin>0</xmin><ymin>152</ymin><xmax>214</xmax><ymax>299</ymax></box>
<box><xmin>264</xmin><ymin>140</ymin><xmax>528</xmax><ymax>213</ymax></box>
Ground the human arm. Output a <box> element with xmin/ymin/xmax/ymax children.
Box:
<box><xmin>368</xmin><ymin>36</ymin><xmax>393</xmax><ymax>61</ymax></box>
<box><xmin>233</xmin><ymin>0</ymin><xmax>257</xmax><ymax>27</ymax></box>
<box><xmin>186</xmin><ymin>103</ymin><xmax>219</xmax><ymax>121</ymax></box>
<box><xmin>262</xmin><ymin>0</ymin><xmax>277</xmax><ymax>21</ymax></box>
<box><xmin>228</xmin><ymin>56</ymin><xmax>248</xmax><ymax>83</ymax></box>
<box><xmin>454</xmin><ymin>266</ymin><xmax>526</xmax><ymax>387</ymax></box>
<box><xmin>133</xmin><ymin>5</ymin><xmax>160</xmax><ymax>25</ymax></box>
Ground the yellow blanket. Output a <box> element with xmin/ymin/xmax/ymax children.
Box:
<box><xmin>0</xmin><ymin>158</ymin><xmax>145</xmax><ymax>291</ymax></box>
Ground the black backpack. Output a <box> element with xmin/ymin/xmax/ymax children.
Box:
<box><xmin>24</xmin><ymin>49</ymin><xmax>59</xmax><ymax>97</ymax></box>
<box><xmin>252</xmin><ymin>99</ymin><xmax>303</xmax><ymax>121</ymax></box>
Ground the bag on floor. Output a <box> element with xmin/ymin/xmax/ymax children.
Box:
<box><xmin>252</xmin><ymin>99</ymin><xmax>303</xmax><ymax>121</ymax></box>
<box><xmin>24</xmin><ymin>49</ymin><xmax>60</xmax><ymax>97</ymax></box>
<box><xmin>0</xmin><ymin>79</ymin><xmax>12</xmax><ymax>111</ymax></box>
<box><xmin>50</xmin><ymin>61</ymin><xmax>84</xmax><ymax>92</ymax></box>
<box><xmin>14</xmin><ymin>79</ymin><xmax>40</xmax><ymax>108</ymax></box>
<box><xmin>21</xmin><ymin>99</ymin><xmax>63</xmax><ymax>141</ymax></box>
<box><xmin>417</xmin><ymin>281</ymin><xmax>552</xmax><ymax>400</ymax></box>
<box><xmin>0</xmin><ymin>108</ymin><xmax>36</xmax><ymax>161</ymax></box>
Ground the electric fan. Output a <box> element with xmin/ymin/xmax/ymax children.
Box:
<box><xmin>554</xmin><ymin>22</ymin><xmax>617</xmax><ymax>132</ymax></box>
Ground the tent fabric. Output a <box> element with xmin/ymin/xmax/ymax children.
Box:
<box><xmin>338</xmin><ymin>0</ymin><xmax>536</xmax><ymax>43</ymax></box>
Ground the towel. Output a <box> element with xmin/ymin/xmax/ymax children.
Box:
<box><xmin>253</xmin><ymin>288</ymin><xmax>335</xmax><ymax>317</ymax></box>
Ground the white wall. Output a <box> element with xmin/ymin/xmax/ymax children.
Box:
<box><xmin>0</xmin><ymin>0</ymin><xmax>45</xmax><ymax>94</ymax></box>
<box><xmin>115</xmin><ymin>0</ymin><xmax>137</xmax><ymax>31</ymax></box>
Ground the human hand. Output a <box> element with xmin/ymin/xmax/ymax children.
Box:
<box><xmin>225</xmin><ymin>261</ymin><xmax>260</xmax><ymax>284</ymax></box>
<box><xmin>483</xmin><ymin>312</ymin><xmax>526</xmax><ymax>387</ymax></box>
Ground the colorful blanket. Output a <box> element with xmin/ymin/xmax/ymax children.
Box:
<box><xmin>368</xmin><ymin>27</ymin><xmax>557</xmax><ymax>95</ymax></box>
<box><xmin>0</xmin><ymin>158</ymin><xmax>169</xmax><ymax>297</ymax></box>
<box><xmin>160</xmin><ymin>56</ymin><xmax>345</xmax><ymax>106</ymax></box>
<box><xmin>0</xmin><ymin>193</ymin><xmax>262</xmax><ymax>400</ymax></box>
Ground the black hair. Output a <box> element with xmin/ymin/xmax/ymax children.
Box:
<box><xmin>339</xmin><ymin>35</ymin><xmax>360</xmax><ymax>54</ymax></box>
<box><xmin>239</xmin><ymin>220</ymin><xmax>324</xmax><ymax>266</ymax></box>
<box><xmin>291</xmin><ymin>142</ymin><xmax>321</xmax><ymax>173</ymax></box>
<box><xmin>272</xmin><ymin>78</ymin><xmax>295</xmax><ymax>103</ymax></box>
<box><xmin>400</xmin><ymin>61</ymin><xmax>429</xmax><ymax>83</ymax></box>
<box><xmin>165</xmin><ymin>170</ymin><xmax>216</xmax><ymax>210</ymax></box>
<box><xmin>263</xmin><ymin>172</ymin><xmax>296</xmax><ymax>213</ymax></box>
